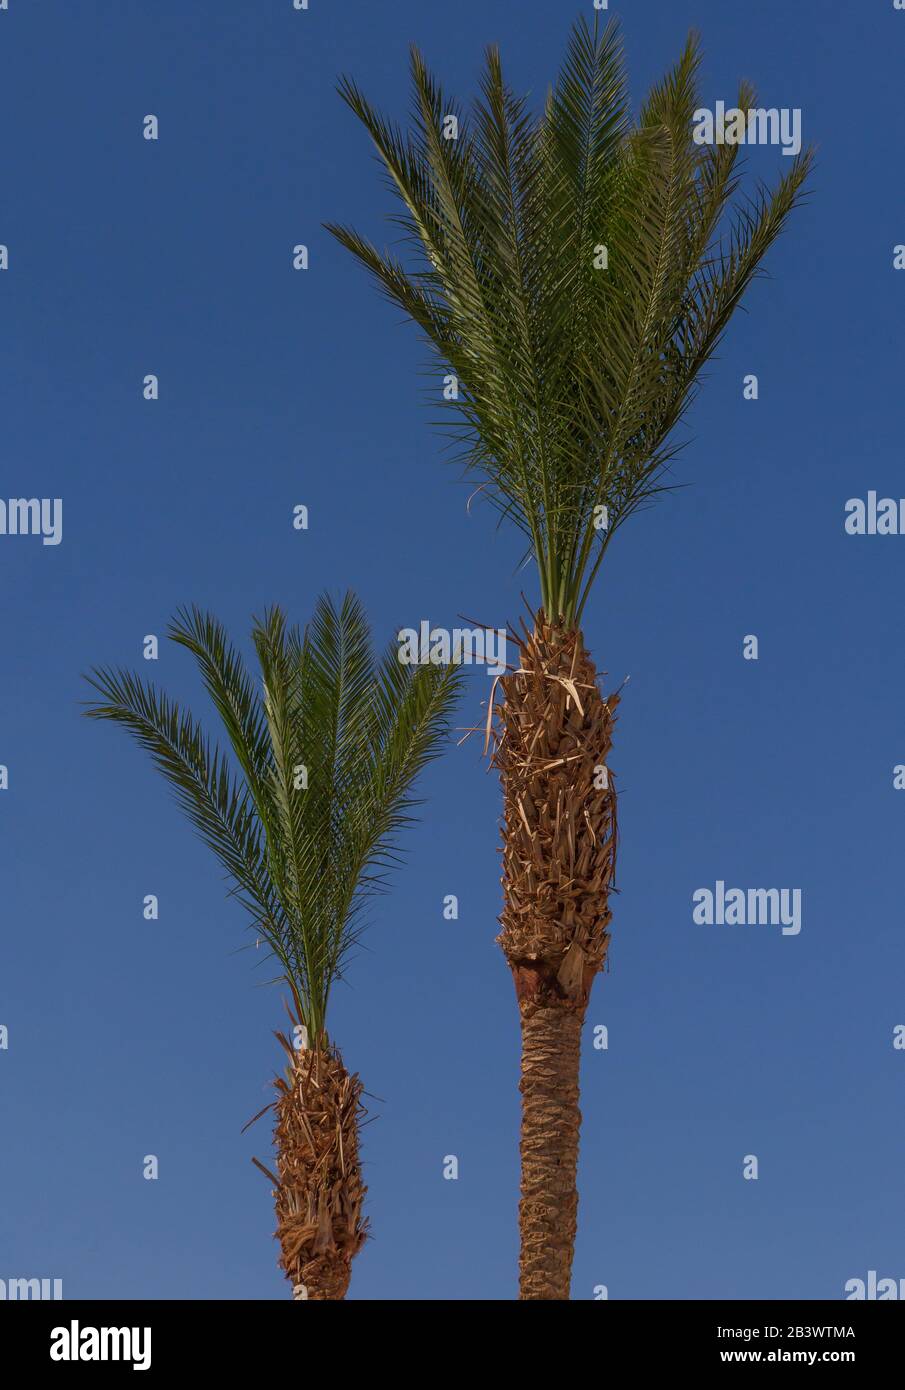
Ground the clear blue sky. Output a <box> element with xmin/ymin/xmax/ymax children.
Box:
<box><xmin>1</xmin><ymin>0</ymin><xmax>903</xmax><ymax>1301</ymax></box>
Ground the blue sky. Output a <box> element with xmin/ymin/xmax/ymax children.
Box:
<box><xmin>1</xmin><ymin>0</ymin><xmax>904</xmax><ymax>1300</ymax></box>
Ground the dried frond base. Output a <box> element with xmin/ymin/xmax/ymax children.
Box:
<box><xmin>494</xmin><ymin>613</ymin><xmax>619</xmax><ymax>1009</ymax></box>
<box><xmin>271</xmin><ymin>1039</ymin><xmax>368</xmax><ymax>1301</ymax></box>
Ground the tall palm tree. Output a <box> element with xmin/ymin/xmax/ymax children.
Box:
<box><xmin>328</xmin><ymin>16</ymin><xmax>812</xmax><ymax>1298</ymax></box>
<box><xmin>84</xmin><ymin>592</ymin><xmax>462</xmax><ymax>1300</ymax></box>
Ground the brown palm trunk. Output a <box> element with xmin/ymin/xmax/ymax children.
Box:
<box><xmin>495</xmin><ymin>615</ymin><xmax>619</xmax><ymax>1299</ymax></box>
<box><xmin>265</xmin><ymin>1032</ymin><xmax>368</xmax><ymax>1300</ymax></box>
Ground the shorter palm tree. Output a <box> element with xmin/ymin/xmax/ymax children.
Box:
<box><xmin>84</xmin><ymin>592</ymin><xmax>462</xmax><ymax>1300</ymax></box>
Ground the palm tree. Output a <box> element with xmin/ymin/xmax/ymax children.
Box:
<box><xmin>84</xmin><ymin>592</ymin><xmax>462</xmax><ymax>1300</ymax></box>
<box><xmin>328</xmin><ymin>16</ymin><xmax>812</xmax><ymax>1298</ymax></box>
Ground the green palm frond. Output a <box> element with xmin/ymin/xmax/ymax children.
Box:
<box><xmin>167</xmin><ymin>605</ymin><xmax>279</xmax><ymax>847</ymax></box>
<box><xmin>81</xmin><ymin>666</ymin><xmax>283</xmax><ymax>927</ymax></box>
<box><xmin>84</xmin><ymin>593</ymin><xmax>464</xmax><ymax>1042</ymax></box>
<box><xmin>328</xmin><ymin>16</ymin><xmax>813</xmax><ymax>625</ymax></box>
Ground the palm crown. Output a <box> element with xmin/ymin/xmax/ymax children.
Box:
<box><xmin>84</xmin><ymin>592</ymin><xmax>462</xmax><ymax>1045</ymax></box>
<box><xmin>328</xmin><ymin>16</ymin><xmax>813</xmax><ymax>626</ymax></box>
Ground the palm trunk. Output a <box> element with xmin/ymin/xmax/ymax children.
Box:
<box><xmin>495</xmin><ymin>615</ymin><xmax>619</xmax><ymax>1299</ymax></box>
<box><xmin>516</xmin><ymin>976</ymin><xmax>585</xmax><ymax>1297</ymax></box>
<box><xmin>270</xmin><ymin>1035</ymin><xmax>368</xmax><ymax>1300</ymax></box>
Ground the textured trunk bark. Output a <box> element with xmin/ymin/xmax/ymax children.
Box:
<box><xmin>269</xmin><ymin>1034</ymin><xmax>368</xmax><ymax>1301</ymax></box>
<box><xmin>494</xmin><ymin>615</ymin><xmax>619</xmax><ymax>1300</ymax></box>
<box><xmin>517</xmin><ymin>979</ymin><xmax>585</xmax><ymax>1299</ymax></box>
